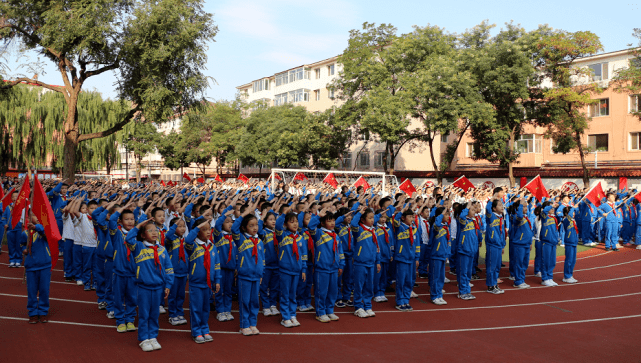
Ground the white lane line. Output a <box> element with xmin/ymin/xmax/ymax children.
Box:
<box><xmin>2</xmin><ymin>314</ymin><xmax>640</xmax><ymax>336</ymax></box>
<box><xmin>3</xmin><ymin>291</ymin><xmax>640</xmax><ymax>315</ymax></box>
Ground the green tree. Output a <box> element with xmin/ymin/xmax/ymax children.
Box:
<box><xmin>0</xmin><ymin>0</ymin><xmax>217</xmax><ymax>179</ymax></box>
<box><xmin>613</xmin><ymin>28</ymin><xmax>641</xmax><ymax>120</ymax></box>
<box><xmin>157</xmin><ymin>130</ymin><xmax>190</xmax><ymax>173</ymax></box>
<box><xmin>536</xmin><ymin>31</ymin><xmax>603</xmax><ymax>186</ymax></box>
<box><xmin>121</xmin><ymin>121</ymin><xmax>159</xmax><ymax>182</ymax></box>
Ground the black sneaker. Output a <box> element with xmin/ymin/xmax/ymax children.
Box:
<box><xmin>449</xmin><ymin>270</ymin><xmax>457</xmax><ymax>276</ymax></box>
<box><xmin>471</xmin><ymin>274</ymin><xmax>480</xmax><ymax>280</ymax></box>
<box><xmin>413</xmin><ymin>282</ymin><xmax>419</xmax><ymax>287</ymax></box>
<box><xmin>605</xmin><ymin>247</ymin><xmax>611</xmax><ymax>251</ymax></box>
<box><xmin>395</xmin><ymin>305</ymin><xmax>404</xmax><ymax>311</ymax></box>
<box><xmin>404</xmin><ymin>304</ymin><xmax>413</xmax><ymax>311</ymax></box>
<box><xmin>335</xmin><ymin>300</ymin><xmax>346</xmax><ymax>308</ymax></box>
<box><xmin>419</xmin><ymin>273</ymin><xmax>429</xmax><ymax>279</ymax></box>
<box><xmin>501</xmin><ymin>263</ymin><xmax>506</xmax><ymax>267</ymax></box>
<box><xmin>65</xmin><ymin>277</ymin><xmax>73</xmax><ymax>282</ymax></box>
<box><xmin>475</xmin><ymin>267</ymin><xmax>482</xmax><ymax>273</ymax></box>
<box><xmin>345</xmin><ymin>300</ymin><xmax>354</xmax><ymax>307</ymax></box>
<box><xmin>612</xmin><ymin>248</ymin><xmax>620</xmax><ymax>252</ymax></box>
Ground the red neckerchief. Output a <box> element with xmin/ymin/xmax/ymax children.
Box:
<box><xmin>423</xmin><ymin>219</ymin><xmax>430</xmax><ymax>236</ymax></box>
<box><xmin>325</xmin><ymin>230</ymin><xmax>338</xmax><ymax>252</ymax></box>
<box><xmin>588</xmin><ymin>204</ymin><xmax>593</xmax><ymax>213</ymax></box>
<box><xmin>118</xmin><ymin>226</ymin><xmax>131</xmax><ymax>261</ymax></box>
<box><xmin>179</xmin><ymin>238</ymin><xmax>186</xmax><ymax>263</ymax></box>
<box><xmin>442</xmin><ymin>225</ymin><xmax>450</xmax><ymax>241</ymax></box>
<box><xmin>550</xmin><ymin>215</ymin><xmax>559</xmax><ymax>229</ymax></box>
<box><xmin>408</xmin><ymin>224</ymin><xmax>414</xmax><ymax>246</ymax></box>
<box><xmin>159</xmin><ymin>228</ymin><xmax>166</xmax><ymax>246</ymax></box>
<box><xmin>347</xmin><ymin>226</ymin><xmax>352</xmax><ymax>251</ymax></box>
<box><xmin>202</xmin><ymin>242</ymin><xmax>212</xmax><ymax>289</ymax></box>
<box><xmin>223</xmin><ymin>234</ymin><xmax>233</xmax><ymax>263</ymax></box>
<box><xmin>86</xmin><ymin>215</ymin><xmax>98</xmax><ymax>238</ymax></box>
<box><xmin>290</xmin><ymin>233</ymin><xmax>300</xmax><ymax>260</ymax></box>
<box><xmin>499</xmin><ymin>216</ymin><xmax>504</xmax><ymax>233</ymax></box>
<box><xmin>249</xmin><ymin>236</ymin><xmax>259</xmax><ymax>263</ymax></box>
<box><xmin>610</xmin><ymin>202</ymin><xmax>618</xmax><ymax>217</ymax></box>
<box><xmin>472</xmin><ymin>217</ymin><xmax>480</xmax><ymax>230</ymax></box>
<box><xmin>524</xmin><ymin>216</ymin><xmax>532</xmax><ymax>230</ymax></box>
<box><xmin>150</xmin><ymin>244</ymin><xmax>161</xmax><ymax>271</ymax></box>
<box><xmin>360</xmin><ymin>223</ymin><xmax>379</xmax><ymax>249</ymax></box>
<box><xmin>572</xmin><ymin>219</ymin><xmax>579</xmax><ymax>234</ymax></box>
<box><xmin>273</xmin><ymin>231</ymin><xmax>278</xmax><ymax>255</ymax></box>
<box><xmin>379</xmin><ymin>225</ymin><xmax>390</xmax><ymax>244</ymax></box>
<box><xmin>305</xmin><ymin>230</ymin><xmax>314</xmax><ymax>257</ymax></box>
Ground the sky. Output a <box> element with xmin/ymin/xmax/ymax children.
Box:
<box><xmin>4</xmin><ymin>0</ymin><xmax>639</xmax><ymax>102</ymax></box>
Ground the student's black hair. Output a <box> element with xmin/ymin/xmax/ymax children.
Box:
<box><xmin>347</xmin><ymin>199</ymin><xmax>357</xmax><ymax>208</ymax></box>
<box><xmin>563</xmin><ymin>206</ymin><xmax>571</xmax><ymax>217</ymax></box>
<box><xmin>432</xmin><ymin>187</ymin><xmax>442</xmax><ymax>197</ymax></box>
<box><xmin>508</xmin><ymin>200</ymin><xmax>521</xmax><ymax>216</ymax></box>
<box><xmin>493</xmin><ymin>187</ymin><xmax>503</xmax><ymax>195</ymax></box>
<box><xmin>335</xmin><ymin>207</ymin><xmax>350</xmax><ymax>219</ymax></box>
<box><xmin>137</xmin><ymin>222</ymin><xmax>156</xmax><ymax>241</ymax></box>
<box><xmin>119</xmin><ymin>208</ymin><xmax>134</xmax><ymax>220</ymax></box>
<box><xmin>401</xmin><ymin>209</ymin><xmax>415</xmax><ymax>219</ymax></box>
<box><xmin>359</xmin><ymin>208</ymin><xmax>374</xmax><ymax>222</ymax></box>
<box><xmin>453</xmin><ymin>203</ymin><xmax>464</xmax><ymax>219</ymax></box>
<box><xmin>62</xmin><ymin>183</ymin><xmax>69</xmax><ymax>187</ymax></box>
<box><xmin>151</xmin><ymin>192</ymin><xmax>159</xmax><ymax>197</ymax></box>
<box><xmin>169</xmin><ymin>217</ymin><xmax>183</xmax><ymax>227</ymax></box>
<box><xmin>319</xmin><ymin>212</ymin><xmax>336</xmax><ymax>225</ymax></box>
<box><xmin>491</xmin><ymin>199</ymin><xmax>501</xmax><ymax>212</ymax></box>
<box><xmin>356</xmin><ymin>186</ymin><xmax>364</xmax><ymax>193</ymax></box>
<box><xmin>143</xmin><ymin>201</ymin><xmax>152</xmax><ymax>211</ymax></box>
<box><xmin>394</xmin><ymin>193</ymin><xmax>403</xmax><ymax>201</ymax></box>
<box><xmin>379</xmin><ymin>197</ymin><xmax>392</xmax><ymax>207</ymax></box>
<box><xmin>99</xmin><ymin>198</ymin><xmax>108</xmax><ymax>204</ymax></box>
<box><xmin>198</xmin><ymin>205</ymin><xmax>209</xmax><ymax>215</ymax></box>
<box><xmin>260</xmin><ymin>202</ymin><xmax>272</xmax><ymax>212</ymax></box>
<box><xmin>239</xmin><ymin>204</ymin><xmax>249</xmax><ymax>214</ymax></box>
<box><xmin>284</xmin><ymin>212</ymin><xmax>298</xmax><ymax>228</ymax></box>
<box><xmin>264</xmin><ymin>211</ymin><xmax>277</xmax><ymax>222</ymax></box>
<box><xmin>87</xmin><ymin>200</ymin><xmax>98</xmax><ymax>208</ymax></box>
<box><xmin>429</xmin><ymin>207</ymin><xmax>446</xmax><ymax>226</ymax></box>
<box><xmin>151</xmin><ymin>207</ymin><xmax>164</xmax><ymax>218</ymax></box>
<box><xmin>534</xmin><ymin>206</ymin><xmax>542</xmax><ymax>219</ymax></box>
<box><xmin>296</xmin><ymin>202</ymin><xmax>305</xmax><ymax>210</ymax></box>
<box><xmin>240</xmin><ymin>214</ymin><xmax>258</xmax><ymax>233</ymax></box>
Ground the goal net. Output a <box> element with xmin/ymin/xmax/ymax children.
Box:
<box><xmin>75</xmin><ymin>174</ymin><xmax>113</xmax><ymax>184</ymax></box>
<box><xmin>269</xmin><ymin>168</ymin><xmax>399</xmax><ymax>196</ymax></box>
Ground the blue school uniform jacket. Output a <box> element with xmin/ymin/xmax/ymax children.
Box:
<box><xmin>311</xmin><ymin>227</ymin><xmax>345</xmax><ymax>273</ymax></box>
<box><xmin>376</xmin><ymin>223</ymin><xmax>393</xmax><ymax>262</ymax></box>
<box><xmin>164</xmin><ymin>224</ymin><xmax>189</xmax><ymax>277</ymax></box>
<box><xmin>562</xmin><ymin>214</ymin><xmax>580</xmax><ymax>247</ymax></box>
<box><xmin>46</xmin><ymin>182</ymin><xmax>67</xmax><ymax>222</ymax></box>
<box><xmin>350</xmin><ymin>212</ymin><xmax>381</xmax><ymax>267</ymax></box>
<box><xmin>540</xmin><ymin>213</ymin><xmax>560</xmax><ymax>244</ymax></box>
<box><xmin>92</xmin><ymin>207</ymin><xmax>110</xmax><ymax>259</ymax></box>
<box><xmin>512</xmin><ymin>206</ymin><xmax>534</xmax><ymax>246</ymax></box>
<box><xmin>275</xmin><ymin>214</ymin><xmax>307</xmax><ymax>276</ymax></box>
<box><xmin>598</xmin><ymin>201</ymin><xmax>623</xmax><ymax>224</ymax></box>
<box><xmin>430</xmin><ymin>215</ymin><xmax>451</xmax><ymax>261</ymax></box>
<box><xmin>232</xmin><ymin>217</ymin><xmax>265</xmax><ymax>282</ymax></box>
<box><xmin>213</xmin><ymin>214</ymin><xmax>237</xmax><ymax>270</ymax></box>
<box><xmin>184</xmin><ymin>226</ymin><xmax>222</xmax><ymax>289</ymax></box>
<box><xmin>126</xmin><ymin>228</ymin><xmax>174</xmax><ymax>290</ymax></box>
<box><xmin>21</xmin><ymin>225</ymin><xmax>52</xmax><ymax>271</ymax></box>
<box><xmin>336</xmin><ymin>216</ymin><xmax>353</xmax><ymax>257</ymax></box>
<box><xmin>109</xmin><ymin>211</ymin><xmax>136</xmax><ymax>277</ymax></box>
<box><xmin>456</xmin><ymin>208</ymin><xmax>479</xmax><ymax>256</ymax></box>
<box><xmin>258</xmin><ymin>220</ymin><xmax>279</xmax><ymax>270</ymax></box>
<box><xmin>485</xmin><ymin>212</ymin><xmax>506</xmax><ymax>248</ymax></box>
<box><xmin>392</xmin><ymin>216</ymin><xmax>420</xmax><ymax>264</ymax></box>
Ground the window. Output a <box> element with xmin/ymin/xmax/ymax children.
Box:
<box><xmin>587</xmin><ymin>62</ymin><xmax>609</xmax><ymax>81</ymax></box>
<box><xmin>374</xmin><ymin>152</ymin><xmax>387</xmax><ymax>167</ymax></box>
<box><xmin>630</xmin><ymin>132</ymin><xmax>641</xmax><ymax>150</ymax></box>
<box><xmin>357</xmin><ymin>152</ymin><xmax>370</xmax><ymax>168</ymax></box>
<box><xmin>275</xmin><ymin>72</ymin><xmax>288</xmax><ymax>87</ymax></box>
<box><xmin>341</xmin><ymin>153</ymin><xmax>352</xmax><ymax>169</ymax></box>
<box><xmin>274</xmin><ymin>92</ymin><xmax>288</xmax><ymax>106</ymax></box>
<box><xmin>314</xmin><ymin>89</ymin><xmax>320</xmax><ymax>101</ymax></box>
<box><xmin>588</xmin><ymin>134</ymin><xmax>609</xmax><ymax>152</ymax></box>
<box><xmin>328</xmin><ymin>88</ymin><xmax>335</xmax><ymax>99</ymax></box>
<box><xmin>328</xmin><ymin>64</ymin><xmax>335</xmax><ymax>76</ymax></box>
<box><xmin>287</xmin><ymin>67</ymin><xmax>310</xmax><ymax>83</ymax></box>
<box><xmin>289</xmin><ymin>89</ymin><xmax>310</xmax><ymax>103</ymax></box>
<box><xmin>466</xmin><ymin>143</ymin><xmax>475</xmax><ymax>158</ymax></box>
<box><xmin>252</xmin><ymin>79</ymin><xmax>265</xmax><ymax>93</ymax></box>
<box><xmin>589</xmin><ymin>98</ymin><xmax>609</xmax><ymax>117</ymax></box>
<box><xmin>441</xmin><ymin>131</ymin><xmax>450</xmax><ymax>143</ymax></box>
<box><xmin>515</xmin><ymin>134</ymin><xmax>542</xmax><ymax>154</ymax></box>
<box><xmin>630</xmin><ymin>95</ymin><xmax>640</xmax><ymax>113</ymax></box>
<box><xmin>315</xmin><ymin>68</ymin><xmax>321</xmax><ymax>79</ymax></box>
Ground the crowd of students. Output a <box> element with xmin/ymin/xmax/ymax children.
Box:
<box><xmin>1</xmin><ymin>176</ymin><xmax>640</xmax><ymax>351</ymax></box>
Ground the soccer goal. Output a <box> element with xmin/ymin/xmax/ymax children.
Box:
<box><xmin>269</xmin><ymin>168</ymin><xmax>399</xmax><ymax>196</ymax></box>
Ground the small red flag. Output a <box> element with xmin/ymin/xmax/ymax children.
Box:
<box><xmin>398</xmin><ymin>178</ymin><xmax>417</xmax><ymax>196</ymax></box>
<box><xmin>354</xmin><ymin>176</ymin><xmax>371</xmax><ymax>191</ymax></box>
<box><xmin>294</xmin><ymin>172</ymin><xmax>308</xmax><ymax>181</ymax></box>
<box><xmin>274</xmin><ymin>174</ymin><xmax>282</xmax><ymax>181</ymax></box>
<box><xmin>633</xmin><ymin>191</ymin><xmax>641</xmax><ymax>203</ymax></box>
<box><xmin>183</xmin><ymin>173</ymin><xmax>192</xmax><ymax>182</ymax></box>
<box><xmin>1</xmin><ymin>187</ymin><xmax>14</xmax><ymax>209</ymax></box>
<box><xmin>323</xmin><ymin>173</ymin><xmax>338</xmax><ymax>188</ymax></box>
<box><xmin>160</xmin><ymin>180</ymin><xmax>166</xmax><ymax>186</ymax></box>
<box><xmin>238</xmin><ymin>174</ymin><xmax>249</xmax><ymax>184</ymax></box>
<box><xmin>215</xmin><ymin>174</ymin><xmax>223</xmax><ymax>182</ymax></box>
<box><xmin>584</xmin><ymin>182</ymin><xmax>605</xmax><ymax>207</ymax></box>
<box><xmin>520</xmin><ymin>177</ymin><xmax>527</xmax><ymax>188</ymax></box>
<box><xmin>197</xmin><ymin>177</ymin><xmax>205</xmax><ymax>184</ymax></box>
<box><xmin>524</xmin><ymin>175</ymin><xmax>549</xmax><ymax>202</ymax></box>
<box><xmin>33</xmin><ymin>177</ymin><xmax>61</xmax><ymax>269</ymax></box>
<box><xmin>452</xmin><ymin>176</ymin><xmax>474</xmax><ymax>192</ymax></box>
<box><xmin>11</xmin><ymin>175</ymin><xmax>31</xmax><ymax>229</ymax></box>
<box><xmin>619</xmin><ymin>177</ymin><xmax>628</xmax><ymax>191</ymax></box>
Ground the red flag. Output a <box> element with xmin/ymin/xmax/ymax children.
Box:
<box><xmin>1</xmin><ymin>187</ymin><xmax>14</xmax><ymax>209</ymax></box>
<box><xmin>11</xmin><ymin>175</ymin><xmax>30</xmax><ymax>229</ymax></box>
<box><xmin>238</xmin><ymin>174</ymin><xmax>249</xmax><ymax>184</ymax></box>
<box><xmin>197</xmin><ymin>177</ymin><xmax>205</xmax><ymax>184</ymax></box>
<box><xmin>619</xmin><ymin>177</ymin><xmax>628</xmax><ymax>191</ymax></box>
<box><xmin>584</xmin><ymin>183</ymin><xmax>605</xmax><ymax>207</ymax></box>
<box><xmin>274</xmin><ymin>174</ymin><xmax>282</xmax><ymax>181</ymax></box>
<box><xmin>183</xmin><ymin>173</ymin><xmax>192</xmax><ymax>182</ymax></box>
<box><xmin>523</xmin><ymin>175</ymin><xmax>549</xmax><ymax>202</ymax></box>
<box><xmin>215</xmin><ymin>174</ymin><xmax>223</xmax><ymax>182</ymax></box>
<box><xmin>353</xmin><ymin>176</ymin><xmax>371</xmax><ymax>191</ymax></box>
<box><xmin>160</xmin><ymin>180</ymin><xmax>166</xmax><ymax>186</ymax></box>
<box><xmin>398</xmin><ymin>178</ymin><xmax>417</xmax><ymax>196</ymax></box>
<box><xmin>0</xmin><ymin>185</ymin><xmax>4</xmax><ymax>201</ymax></box>
<box><xmin>633</xmin><ymin>191</ymin><xmax>641</xmax><ymax>203</ymax></box>
<box><xmin>294</xmin><ymin>172</ymin><xmax>308</xmax><ymax>181</ymax></box>
<box><xmin>323</xmin><ymin>173</ymin><xmax>338</xmax><ymax>188</ymax></box>
<box><xmin>33</xmin><ymin>177</ymin><xmax>61</xmax><ymax>269</ymax></box>
<box><xmin>452</xmin><ymin>176</ymin><xmax>474</xmax><ymax>192</ymax></box>
<box><xmin>520</xmin><ymin>177</ymin><xmax>527</xmax><ymax>188</ymax></box>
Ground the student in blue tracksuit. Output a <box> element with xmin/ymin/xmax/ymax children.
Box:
<box><xmin>417</xmin><ymin>206</ymin><xmax>432</xmax><ymax>279</ymax></box>
<box><xmin>472</xmin><ymin>201</ymin><xmax>486</xmax><ymax>278</ymax></box>
<box><xmin>621</xmin><ymin>200</ymin><xmax>635</xmax><ymax>245</ymax></box>
<box><xmin>184</xmin><ymin>218</ymin><xmax>221</xmax><ymax>343</ymax></box>
<box><xmin>485</xmin><ymin>199</ymin><xmax>506</xmax><ymax>294</ymax></box>
<box><xmin>429</xmin><ymin>209</ymin><xmax>450</xmax><ymax>305</ymax></box>
<box><xmin>297</xmin><ymin>211</ymin><xmax>314</xmax><ymax>312</ymax></box>
<box><xmin>598</xmin><ymin>194</ymin><xmax>623</xmax><ymax>251</ymax></box>
<box><xmin>213</xmin><ymin>209</ymin><xmax>236</xmax><ymax>322</ymax></box>
<box><xmin>233</xmin><ymin>212</ymin><xmax>265</xmax><ymax>336</ymax></box>
<box><xmin>335</xmin><ymin>208</ymin><xmax>354</xmax><ymax>308</ymax></box>
<box><xmin>312</xmin><ymin>212</ymin><xmax>345</xmax><ymax>323</ymax></box>
<box><xmin>164</xmin><ymin>218</ymin><xmax>189</xmax><ymax>326</ymax></box>
<box><xmin>3</xmin><ymin>191</ymin><xmax>24</xmax><ymax>267</ymax></box>
<box><xmin>47</xmin><ymin>181</ymin><xmax>69</xmax><ymax>257</ymax></box>
<box><xmin>21</xmin><ymin>215</ymin><xmax>52</xmax><ymax>323</ymax></box>
<box><xmin>259</xmin><ymin>212</ymin><xmax>281</xmax><ymax>317</ymax></box>
<box><xmin>540</xmin><ymin>205</ymin><xmax>560</xmax><ymax>286</ymax></box>
<box><xmin>562</xmin><ymin>206</ymin><xmax>580</xmax><ymax>283</ymax></box>
<box><xmin>392</xmin><ymin>209</ymin><xmax>419</xmax><ymax>311</ymax></box>
<box><xmin>92</xmin><ymin>204</ymin><xmax>110</xmax><ymax>310</ymax></box>
<box><xmin>109</xmin><ymin>207</ymin><xmax>138</xmax><ymax>333</ymax></box>
<box><xmin>276</xmin><ymin>212</ymin><xmax>307</xmax><ymax>328</ymax></box>
<box><xmin>126</xmin><ymin>219</ymin><xmax>174</xmax><ymax>352</ymax></box>
<box><xmin>634</xmin><ymin>199</ymin><xmax>641</xmax><ymax>249</ymax></box>
<box><xmin>511</xmin><ymin>200</ymin><xmax>534</xmax><ymax>288</ymax></box>
<box><xmin>556</xmin><ymin>195</ymin><xmax>571</xmax><ymax>247</ymax></box>
<box><xmin>456</xmin><ymin>205</ymin><xmax>480</xmax><ymax>299</ymax></box>
<box><xmin>350</xmin><ymin>207</ymin><xmax>381</xmax><ymax>318</ymax></box>
<box><xmin>579</xmin><ymin>200</ymin><xmax>597</xmax><ymax>247</ymax></box>
<box><xmin>374</xmin><ymin>210</ymin><xmax>393</xmax><ymax>302</ymax></box>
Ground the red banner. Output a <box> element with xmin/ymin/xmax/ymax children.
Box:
<box><xmin>354</xmin><ymin>176</ymin><xmax>371</xmax><ymax>191</ymax></box>
<box><xmin>1</xmin><ymin>187</ymin><xmax>14</xmax><ymax>209</ymax></box>
<box><xmin>619</xmin><ymin>177</ymin><xmax>628</xmax><ymax>191</ymax></box>
<box><xmin>399</xmin><ymin>179</ymin><xmax>417</xmax><ymax>196</ymax></box>
<box><xmin>524</xmin><ymin>175</ymin><xmax>549</xmax><ymax>202</ymax></box>
<box><xmin>585</xmin><ymin>183</ymin><xmax>605</xmax><ymax>207</ymax></box>
<box><xmin>11</xmin><ymin>175</ymin><xmax>30</xmax><ymax>229</ymax></box>
<box><xmin>33</xmin><ymin>177</ymin><xmax>61</xmax><ymax>269</ymax></box>
<box><xmin>453</xmin><ymin>176</ymin><xmax>474</xmax><ymax>192</ymax></box>
<box><xmin>323</xmin><ymin>173</ymin><xmax>338</xmax><ymax>188</ymax></box>
<box><xmin>520</xmin><ymin>177</ymin><xmax>527</xmax><ymax>188</ymax></box>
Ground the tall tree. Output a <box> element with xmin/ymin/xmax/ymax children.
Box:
<box><xmin>536</xmin><ymin>31</ymin><xmax>603</xmax><ymax>186</ymax></box>
<box><xmin>0</xmin><ymin>0</ymin><xmax>217</xmax><ymax>179</ymax></box>
<box><xmin>121</xmin><ymin>121</ymin><xmax>159</xmax><ymax>182</ymax></box>
<box><xmin>157</xmin><ymin>130</ymin><xmax>190</xmax><ymax>174</ymax></box>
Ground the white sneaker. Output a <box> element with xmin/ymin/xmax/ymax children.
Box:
<box><xmin>534</xmin><ymin>272</ymin><xmax>542</xmax><ymax>277</ymax></box>
<box><xmin>139</xmin><ymin>340</ymin><xmax>154</xmax><ymax>352</ymax></box>
<box><xmin>636</xmin><ymin>245</ymin><xmax>641</xmax><ymax>250</ymax></box>
<box><xmin>281</xmin><ymin>319</ymin><xmax>294</xmax><ymax>328</ymax></box>
<box><xmin>562</xmin><ymin>277</ymin><xmax>578</xmax><ymax>283</ymax></box>
<box><xmin>149</xmin><ymin>338</ymin><xmax>161</xmax><ymax>350</ymax></box>
<box><xmin>178</xmin><ymin>316</ymin><xmax>188</xmax><ymax>325</ymax></box>
<box><xmin>379</xmin><ymin>296</ymin><xmax>388</xmax><ymax>302</ymax></box>
<box><xmin>316</xmin><ymin>315</ymin><xmax>330</xmax><ymax>323</ymax></box>
<box><xmin>159</xmin><ymin>306</ymin><xmax>166</xmax><ymax>314</ymax></box>
<box><xmin>432</xmin><ymin>298</ymin><xmax>447</xmax><ymax>305</ymax></box>
<box><xmin>508</xmin><ymin>276</ymin><xmax>515</xmax><ymax>281</ymax></box>
<box><xmin>216</xmin><ymin>313</ymin><xmax>227</xmax><ymax>322</ymax></box>
<box><xmin>328</xmin><ymin>313</ymin><xmax>339</xmax><ymax>321</ymax></box>
<box><xmin>76</xmin><ymin>280</ymin><xmax>83</xmax><ymax>286</ymax></box>
<box><xmin>106</xmin><ymin>311</ymin><xmax>115</xmax><ymax>319</ymax></box>
<box><xmin>514</xmin><ymin>283</ymin><xmax>530</xmax><ymax>289</ymax></box>
<box><xmin>443</xmin><ymin>277</ymin><xmax>450</xmax><ymax>283</ymax></box>
<box><xmin>559</xmin><ymin>243</ymin><xmax>565</xmax><ymax>247</ymax></box>
<box><xmin>354</xmin><ymin>308</ymin><xmax>369</xmax><ymax>318</ymax></box>
<box><xmin>365</xmin><ymin>309</ymin><xmax>376</xmax><ymax>317</ymax></box>
<box><xmin>225</xmin><ymin>312</ymin><xmax>234</xmax><ymax>320</ymax></box>
<box><xmin>270</xmin><ymin>306</ymin><xmax>280</xmax><ymax>315</ymax></box>
<box><xmin>442</xmin><ymin>289</ymin><xmax>446</xmax><ymax>293</ymax></box>
<box><xmin>168</xmin><ymin>317</ymin><xmax>181</xmax><ymax>326</ymax></box>
<box><xmin>373</xmin><ymin>296</ymin><xmax>382</xmax><ymax>303</ymax></box>
<box><xmin>551</xmin><ymin>280</ymin><xmax>559</xmax><ymax>286</ymax></box>
<box><xmin>469</xmin><ymin>283</ymin><xmax>474</xmax><ymax>287</ymax></box>
<box><xmin>410</xmin><ymin>291</ymin><xmax>418</xmax><ymax>298</ymax></box>
<box><xmin>541</xmin><ymin>280</ymin><xmax>555</xmax><ymax>287</ymax></box>
<box><xmin>263</xmin><ymin>308</ymin><xmax>272</xmax><ymax>316</ymax></box>
<box><xmin>290</xmin><ymin>317</ymin><xmax>300</xmax><ymax>326</ymax></box>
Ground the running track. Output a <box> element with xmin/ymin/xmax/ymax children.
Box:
<box><xmin>1</xmin><ymin>246</ymin><xmax>640</xmax><ymax>362</ymax></box>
